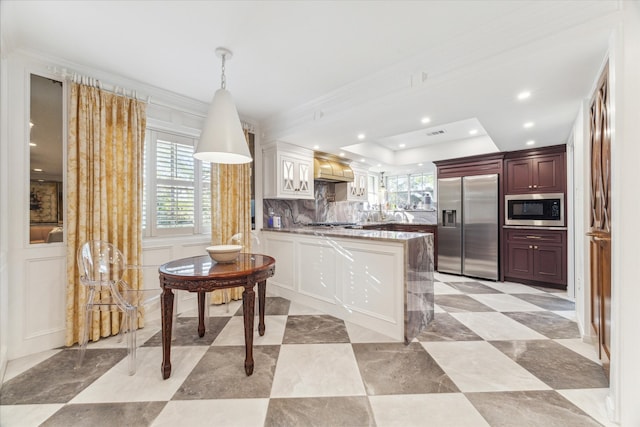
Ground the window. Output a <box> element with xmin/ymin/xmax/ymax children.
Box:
<box><xmin>385</xmin><ymin>172</ymin><xmax>434</xmax><ymax>209</ymax></box>
<box><xmin>144</xmin><ymin>130</ymin><xmax>210</xmax><ymax>237</ymax></box>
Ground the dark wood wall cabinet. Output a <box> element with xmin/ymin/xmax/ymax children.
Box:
<box><xmin>504</xmin><ymin>228</ymin><xmax>567</xmax><ymax>288</ymax></box>
<box><xmin>504</xmin><ymin>145</ymin><xmax>566</xmax><ymax>194</ymax></box>
<box><xmin>362</xmin><ymin>223</ymin><xmax>438</xmax><ymax>269</ymax></box>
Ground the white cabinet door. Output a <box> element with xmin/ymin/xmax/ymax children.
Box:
<box><xmin>262</xmin><ymin>142</ymin><xmax>315</xmax><ymax>200</ymax></box>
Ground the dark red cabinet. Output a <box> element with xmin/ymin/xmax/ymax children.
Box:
<box><xmin>505</xmin><ymin>153</ymin><xmax>565</xmax><ymax>194</ymax></box>
<box><xmin>504</xmin><ymin>228</ymin><xmax>566</xmax><ymax>287</ymax></box>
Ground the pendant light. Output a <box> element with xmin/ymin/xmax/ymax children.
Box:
<box><xmin>194</xmin><ymin>47</ymin><xmax>252</xmax><ymax>164</ymax></box>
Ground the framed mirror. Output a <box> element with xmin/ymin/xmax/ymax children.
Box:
<box><xmin>29</xmin><ymin>74</ymin><xmax>64</xmax><ymax>244</ymax></box>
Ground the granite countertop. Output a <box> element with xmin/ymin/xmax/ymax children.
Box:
<box><xmin>261</xmin><ymin>227</ymin><xmax>433</xmax><ymax>243</ymax></box>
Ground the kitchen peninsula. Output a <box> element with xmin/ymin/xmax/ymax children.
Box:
<box><xmin>261</xmin><ymin>227</ymin><xmax>434</xmax><ymax>342</ymax></box>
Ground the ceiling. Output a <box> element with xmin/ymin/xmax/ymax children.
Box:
<box><xmin>1</xmin><ymin>1</ymin><xmax>621</xmax><ymax>173</ymax></box>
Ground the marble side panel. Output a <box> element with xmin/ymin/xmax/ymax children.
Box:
<box><xmin>405</xmin><ymin>233</ymin><xmax>434</xmax><ymax>343</ymax></box>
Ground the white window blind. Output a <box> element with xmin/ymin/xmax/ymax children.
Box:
<box><xmin>144</xmin><ymin>130</ymin><xmax>211</xmax><ymax>237</ymax></box>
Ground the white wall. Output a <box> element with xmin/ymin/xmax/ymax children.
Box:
<box><xmin>608</xmin><ymin>2</ymin><xmax>640</xmax><ymax>424</ymax></box>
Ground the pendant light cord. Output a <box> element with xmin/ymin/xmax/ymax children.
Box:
<box><xmin>220</xmin><ymin>53</ymin><xmax>227</xmax><ymax>89</ymax></box>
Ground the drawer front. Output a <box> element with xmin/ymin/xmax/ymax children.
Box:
<box><xmin>505</xmin><ymin>229</ymin><xmax>564</xmax><ymax>244</ymax></box>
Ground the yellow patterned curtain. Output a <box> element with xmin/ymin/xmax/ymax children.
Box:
<box><xmin>65</xmin><ymin>82</ymin><xmax>146</xmax><ymax>346</ymax></box>
<box><xmin>210</xmin><ymin>129</ymin><xmax>252</xmax><ymax>303</ymax></box>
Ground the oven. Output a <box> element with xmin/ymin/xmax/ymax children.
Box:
<box><xmin>505</xmin><ymin>193</ymin><xmax>564</xmax><ymax>227</ymax></box>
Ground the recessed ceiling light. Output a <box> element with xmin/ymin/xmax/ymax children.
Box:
<box><xmin>33</xmin><ymin>168</ymin><xmax>42</xmax><ymax>172</ymax></box>
<box><xmin>339</xmin><ymin>152</ymin><xmax>345</xmax><ymax>157</ymax></box>
<box><xmin>517</xmin><ymin>91</ymin><xmax>531</xmax><ymax>100</ymax></box>
<box><xmin>376</xmin><ymin>163</ymin><xmax>381</xmax><ymax>167</ymax></box>
<box><xmin>526</xmin><ymin>140</ymin><xmax>535</xmax><ymax>146</ymax></box>
<box><xmin>29</xmin><ymin>142</ymin><xmax>37</xmax><ymax>147</ymax></box>
<box><xmin>357</xmin><ymin>133</ymin><xmax>366</xmax><ymax>140</ymax></box>
<box><xmin>29</xmin><ymin>121</ymin><xmax>34</xmax><ymax>128</ymax></box>
<box><xmin>360</xmin><ymin>158</ymin><xmax>365</xmax><ymax>162</ymax></box>
<box><xmin>312</xmin><ymin>145</ymin><xmax>319</xmax><ymax>150</ymax></box>
<box><xmin>469</xmin><ymin>129</ymin><xmax>478</xmax><ymax>135</ymax></box>
<box><xmin>399</xmin><ymin>143</ymin><xmax>406</xmax><ymax>148</ymax></box>
<box><xmin>421</xmin><ymin>117</ymin><xmax>431</xmax><ymax>124</ymax></box>
<box><xmin>523</xmin><ymin>122</ymin><xmax>534</xmax><ymax>128</ymax></box>
<box><xmin>418</xmin><ymin>163</ymin><xmax>423</xmax><ymax>166</ymax></box>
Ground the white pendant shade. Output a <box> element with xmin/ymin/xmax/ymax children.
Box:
<box><xmin>194</xmin><ymin>88</ymin><xmax>252</xmax><ymax>164</ymax></box>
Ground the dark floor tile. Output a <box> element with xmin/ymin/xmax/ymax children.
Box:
<box><xmin>142</xmin><ymin>316</ymin><xmax>230</xmax><ymax>347</ymax></box>
<box><xmin>235</xmin><ymin>296</ymin><xmax>291</xmax><ymax>316</ymax></box>
<box><xmin>265</xmin><ymin>396</ymin><xmax>374</xmax><ymax>427</ymax></box>
<box><xmin>172</xmin><ymin>345</ymin><xmax>279</xmax><ymax>399</ymax></box>
<box><xmin>0</xmin><ymin>349</ymin><xmax>126</xmax><ymax>404</ymax></box>
<box><xmin>282</xmin><ymin>315</ymin><xmax>350</xmax><ymax>344</ymax></box>
<box><xmin>512</xmin><ymin>293</ymin><xmax>575</xmax><ymax>311</ymax></box>
<box><xmin>435</xmin><ymin>294</ymin><xmax>495</xmax><ymax>313</ymax></box>
<box><xmin>352</xmin><ymin>342</ymin><xmax>459</xmax><ymax>395</ymax></box>
<box><xmin>491</xmin><ymin>340</ymin><xmax>608</xmax><ymax>389</ymax></box>
<box><xmin>40</xmin><ymin>402</ymin><xmax>166</xmax><ymax>427</ymax></box>
<box><xmin>503</xmin><ymin>311</ymin><xmax>581</xmax><ymax>339</ymax></box>
<box><xmin>465</xmin><ymin>390</ymin><xmax>602</xmax><ymax>427</ymax></box>
<box><xmin>445</xmin><ymin>281</ymin><xmax>502</xmax><ymax>294</ymax></box>
<box><xmin>415</xmin><ymin>312</ymin><xmax>483</xmax><ymax>342</ymax></box>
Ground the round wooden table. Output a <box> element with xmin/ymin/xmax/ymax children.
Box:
<box><xmin>158</xmin><ymin>253</ymin><xmax>275</xmax><ymax>379</ymax></box>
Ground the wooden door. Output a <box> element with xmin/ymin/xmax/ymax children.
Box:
<box><xmin>588</xmin><ymin>62</ymin><xmax>611</xmax><ymax>375</ymax></box>
<box><xmin>505</xmin><ymin>159</ymin><xmax>532</xmax><ymax>193</ymax></box>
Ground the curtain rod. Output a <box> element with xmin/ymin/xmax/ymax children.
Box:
<box><xmin>48</xmin><ymin>66</ymin><xmax>257</xmax><ymax>132</ymax></box>
<box><xmin>49</xmin><ymin>66</ymin><xmax>150</xmax><ymax>103</ymax></box>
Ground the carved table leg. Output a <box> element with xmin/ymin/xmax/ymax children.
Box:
<box><xmin>197</xmin><ymin>291</ymin><xmax>206</xmax><ymax>338</ymax></box>
<box><xmin>160</xmin><ymin>286</ymin><xmax>174</xmax><ymax>380</ymax></box>
<box><xmin>242</xmin><ymin>284</ymin><xmax>255</xmax><ymax>376</ymax></box>
<box><xmin>258</xmin><ymin>280</ymin><xmax>266</xmax><ymax>336</ymax></box>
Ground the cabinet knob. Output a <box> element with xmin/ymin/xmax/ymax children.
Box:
<box><xmin>533</xmin><ymin>184</ymin><xmax>538</xmax><ymax>188</ymax></box>
<box><xmin>529</xmin><ymin>245</ymin><xmax>533</xmax><ymax>249</ymax></box>
<box><xmin>528</xmin><ymin>185</ymin><xmax>533</xmax><ymax>189</ymax></box>
<box><xmin>534</xmin><ymin>245</ymin><xmax>538</xmax><ymax>249</ymax></box>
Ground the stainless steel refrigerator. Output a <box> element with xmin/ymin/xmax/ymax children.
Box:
<box><xmin>437</xmin><ymin>174</ymin><xmax>499</xmax><ymax>280</ymax></box>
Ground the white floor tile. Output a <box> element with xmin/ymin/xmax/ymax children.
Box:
<box><xmin>3</xmin><ymin>349</ymin><xmax>61</xmax><ymax>383</ymax></box>
<box><xmin>69</xmin><ymin>346</ymin><xmax>208</xmax><ymax>403</ymax></box>
<box><xmin>435</xmin><ymin>272</ymin><xmax>475</xmax><ymax>282</ymax></box>
<box><xmin>422</xmin><ymin>341</ymin><xmax>550</xmax><ymax>392</ymax></box>
<box><xmin>212</xmin><ymin>315</ymin><xmax>286</xmax><ymax>346</ymax></box>
<box><xmin>270</xmin><ymin>344</ymin><xmax>365</xmax><ymax>398</ymax></box>
<box><xmin>558</xmin><ymin>388</ymin><xmax>617</xmax><ymax>427</ymax></box>
<box><xmin>0</xmin><ymin>404</ymin><xmax>64</xmax><ymax>426</ymax></box>
<box><xmin>480</xmin><ymin>281</ymin><xmax>546</xmax><ymax>294</ymax></box>
<box><xmin>369</xmin><ymin>393</ymin><xmax>490</xmax><ymax>427</ymax></box>
<box><xmin>554</xmin><ymin>338</ymin><xmax>601</xmax><ymax>364</ymax></box>
<box><xmin>151</xmin><ymin>399</ymin><xmax>269</xmax><ymax>427</ymax></box>
<box><xmin>552</xmin><ymin>310</ymin><xmax>577</xmax><ymax>321</ymax></box>
<box><xmin>287</xmin><ymin>301</ymin><xmax>325</xmax><ymax>315</ymax></box>
<box><xmin>434</xmin><ymin>303</ymin><xmax>446</xmax><ymax>313</ymax></box>
<box><xmin>451</xmin><ymin>312</ymin><xmax>547</xmax><ymax>341</ymax></box>
<box><xmin>345</xmin><ymin>321</ymin><xmax>399</xmax><ymax>343</ymax></box>
<box><xmin>468</xmin><ymin>293</ymin><xmax>547</xmax><ymax>312</ymax></box>
<box><xmin>434</xmin><ymin>282</ymin><xmax>462</xmax><ymax>295</ymax></box>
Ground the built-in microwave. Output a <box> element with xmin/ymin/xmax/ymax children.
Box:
<box><xmin>505</xmin><ymin>193</ymin><xmax>564</xmax><ymax>227</ymax></box>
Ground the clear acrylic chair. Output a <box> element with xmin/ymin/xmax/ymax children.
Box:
<box><xmin>76</xmin><ymin>240</ymin><xmax>161</xmax><ymax>375</ymax></box>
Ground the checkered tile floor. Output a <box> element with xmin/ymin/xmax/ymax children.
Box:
<box><xmin>1</xmin><ymin>273</ymin><xmax>613</xmax><ymax>426</ymax></box>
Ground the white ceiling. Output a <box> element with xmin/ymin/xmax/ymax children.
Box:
<box><xmin>1</xmin><ymin>0</ymin><xmax>621</xmax><ymax>171</ymax></box>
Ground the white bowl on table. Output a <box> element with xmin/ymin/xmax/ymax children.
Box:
<box><xmin>206</xmin><ymin>245</ymin><xmax>243</xmax><ymax>263</ymax></box>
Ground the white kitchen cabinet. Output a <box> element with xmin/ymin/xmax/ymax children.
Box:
<box><xmin>262</xmin><ymin>230</ymin><xmax>405</xmax><ymax>340</ymax></box>
<box><xmin>335</xmin><ymin>164</ymin><xmax>369</xmax><ymax>202</ymax></box>
<box><xmin>263</xmin><ymin>141</ymin><xmax>314</xmax><ymax>199</ymax></box>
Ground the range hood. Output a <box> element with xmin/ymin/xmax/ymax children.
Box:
<box><xmin>313</xmin><ymin>152</ymin><xmax>355</xmax><ymax>182</ymax></box>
